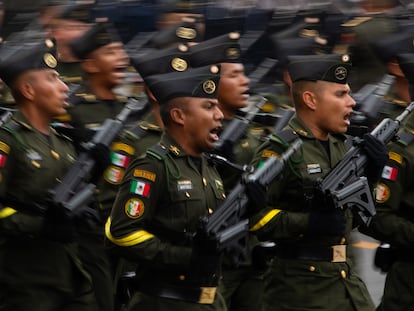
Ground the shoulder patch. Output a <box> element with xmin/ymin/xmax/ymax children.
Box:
<box><xmin>133</xmin><ymin>169</ymin><xmax>156</xmax><ymax>182</ymax></box>
<box><xmin>147</xmin><ymin>144</ymin><xmax>169</xmax><ymax>160</ymax></box>
<box><xmin>124</xmin><ymin>198</ymin><xmax>145</xmax><ymax>219</ymax></box>
<box><xmin>375</xmin><ymin>183</ymin><xmax>390</xmax><ymax>203</ymax></box>
<box><xmin>388</xmin><ymin>151</ymin><xmax>402</xmax><ymax>165</ymax></box>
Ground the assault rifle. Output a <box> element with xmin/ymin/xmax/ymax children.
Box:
<box><xmin>315</xmin><ymin>101</ymin><xmax>414</xmax><ymax>225</ymax></box>
<box><xmin>214</xmin><ymin>95</ymin><xmax>267</xmax><ymax>157</ymax></box>
<box><xmin>199</xmin><ymin>138</ymin><xmax>303</xmax><ymax>265</ymax></box>
<box><xmin>48</xmin><ymin>99</ymin><xmax>147</xmax><ymax>219</ymax></box>
<box><xmin>348</xmin><ymin>74</ymin><xmax>395</xmax><ymax>137</ymax></box>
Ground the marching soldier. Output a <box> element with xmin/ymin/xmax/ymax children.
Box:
<box><xmin>0</xmin><ymin>37</ymin><xmax>97</xmax><ymax>311</ymax></box>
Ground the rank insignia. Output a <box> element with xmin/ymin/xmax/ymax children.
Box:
<box><xmin>215</xmin><ymin>180</ymin><xmax>224</xmax><ymax>191</ymax></box>
<box><xmin>125</xmin><ymin>198</ymin><xmax>145</xmax><ymax>219</ymax></box>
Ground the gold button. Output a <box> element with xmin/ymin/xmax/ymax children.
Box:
<box><xmin>309</xmin><ymin>266</ymin><xmax>316</xmax><ymax>272</ymax></box>
<box><xmin>179</xmin><ymin>275</ymin><xmax>185</xmax><ymax>281</ymax></box>
<box><xmin>51</xmin><ymin>150</ymin><xmax>60</xmax><ymax>160</ymax></box>
<box><xmin>203</xmin><ymin>178</ymin><xmax>207</xmax><ymax>186</ymax></box>
<box><xmin>222</xmin><ymin>193</ymin><xmax>226</xmax><ymax>199</ymax></box>
<box><xmin>208</xmin><ymin>208</ymin><xmax>213</xmax><ymax>214</ymax></box>
<box><xmin>340</xmin><ymin>237</ymin><xmax>346</xmax><ymax>244</ymax></box>
<box><xmin>341</xmin><ymin>270</ymin><xmax>346</xmax><ymax>279</ymax></box>
<box><xmin>185</xmin><ymin>192</ymin><xmax>190</xmax><ymax>198</ymax></box>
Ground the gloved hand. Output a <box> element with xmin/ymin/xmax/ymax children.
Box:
<box><xmin>88</xmin><ymin>143</ymin><xmax>111</xmax><ymax>183</ymax></box>
<box><xmin>245</xmin><ymin>180</ymin><xmax>267</xmax><ymax>217</ymax></box>
<box><xmin>307</xmin><ymin>209</ymin><xmax>346</xmax><ymax>236</ymax></box>
<box><xmin>43</xmin><ymin>203</ymin><xmax>76</xmax><ymax>243</ymax></box>
<box><xmin>362</xmin><ymin>133</ymin><xmax>388</xmax><ymax>183</ymax></box>
<box><xmin>190</xmin><ymin>230</ymin><xmax>221</xmax><ymax>281</ymax></box>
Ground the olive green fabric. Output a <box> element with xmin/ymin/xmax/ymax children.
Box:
<box><xmin>249</xmin><ymin>115</ymin><xmax>375</xmax><ymax>311</ymax></box>
<box><xmin>0</xmin><ymin>111</ymin><xmax>97</xmax><ymax>310</ymax></box>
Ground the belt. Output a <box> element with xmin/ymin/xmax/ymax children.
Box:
<box><xmin>274</xmin><ymin>244</ymin><xmax>347</xmax><ymax>262</ymax></box>
<box><xmin>138</xmin><ymin>282</ymin><xmax>217</xmax><ymax>304</ymax></box>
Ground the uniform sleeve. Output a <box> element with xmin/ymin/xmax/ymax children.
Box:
<box><xmin>0</xmin><ymin>129</ymin><xmax>44</xmax><ymax>236</ymax></box>
<box><xmin>248</xmin><ymin>139</ymin><xmax>309</xmax><ymax>241</ymax></box>
<box><xmin>367</xmin><ymin>144</ymin><xmax>414</xmax><ymax>247</ymax></box>
<box><xmin>105</xmin><ymin>155</ymin><xmax>192</xmax><ymax>269</ymax></box>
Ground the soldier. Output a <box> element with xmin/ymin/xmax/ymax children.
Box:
<box><xmin>105</xmin><ymin>65</ymin><xmax>230</xmax><ymax>310</ymax></box>
<box><xmin>58</xmin><ymin>18</ymin><xmax>130</xmax><ymax>311</ymax></box>
<box><xmin>47</xmin><ymin>1</ymin><xmax>94</xmax><ymax>86</ymax></box>
<box><xmin>189</xmin><ymin>32</ymin><xmax>269</xmax><ymax>311</ymax></box>
<box><xmin>0</xmin><ymin>38</ymin><xmax>97</xmax><ymax>310</ymax></box>
<box><xmin>249</xmin><ymin>53</ymin><xmax>387</xmax><ymax>311</ymax></box>
<box><xmin>361</xmin><ymin>51</ymin><xmax>414</xmax><ymax>311</ymax></box>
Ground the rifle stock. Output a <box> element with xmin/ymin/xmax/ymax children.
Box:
<box><xmin>316</xmin><ymin>101</ymin><xmax>414</xmax><ymax>225</ymax></box>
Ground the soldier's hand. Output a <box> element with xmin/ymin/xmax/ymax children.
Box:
<box><xmin>245</xmin><ymin>180</ymin><xmax>267</xmax><ymax>216</ymax></box>
<box><xmin>42</xmin><ymin>203</ymin><xmax>76</xmax><ymax>243</ymax></box>
<box><xmin>307</xmin><ymin>209</ymin><xmax>346</xmax><ymax>236</ymax></box>
<box><xmin>362</xmin><ymin>133</ymin><xmax>388</xmax><ymax>183</ymax></box>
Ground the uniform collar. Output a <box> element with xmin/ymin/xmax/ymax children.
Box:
<box><xmin>159</xmin><ymin>132</ymin><xmax>187</xmax><ymax>157</ymax></box>
<box><xmin>289</xmin><ymin>115</ymin><xmax>347</xmax><ymax>142</ymax></box>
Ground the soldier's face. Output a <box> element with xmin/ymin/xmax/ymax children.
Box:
<box><xmin>218</xmin><ymin>63</ymin><xmax>250</xmax><ymax>117</ymax></box>
<box><xmin>86</xmin><ymin>42</ymin><xmax>129</xmax><ymax>88</ymax></box>
<box><xmin>29</xmin><ymin>69</ymin><xmax>69</xmax><ymax>117</ymax></box>
<box><xmin>313</xmin><ymin>81</ymin><xmax>355</xmax><ymax>136</ymax></box>
<box><xmin>178</xmin><ymin>97</ymin><xmax>223</xmax><ymax>156</ymax></box>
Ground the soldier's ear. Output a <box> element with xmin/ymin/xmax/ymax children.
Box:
<box><xmin>18</xmin><ymin>78</ymin><xmax>35</xmax><ymax>101</ymax></box>
<box><xmin>302</xmin><ymin>90</ymin><xmax>318</xmax><ymax>111</ymax></box>
<box><xmin>170</xmin><ymin>107</ymin><xmax>185</xmax><ymax>125</ymax></box>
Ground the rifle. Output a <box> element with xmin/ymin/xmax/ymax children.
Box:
<box><xmin>199</xmin><ymin>138</ymin><xmax>303</xmax><ymax>265</ymax></box>
<box><xmin>348</xmin><ymin>74</ymin><xmax>396</xmax><ymax>137</ymax></box>
<box><xmin>48</xmin><ymin>99</ymin><xmax>147</xmax><ymax>219</ymax></box>
<box><xmin>315</xmin><ymin>101</ymin><xmax>414</xmax><ymax>225</ymax></box>
<box><xmin>213</xmin><ymin>95</ymin><xmax>267</xmax><ymax>157</ymax></box>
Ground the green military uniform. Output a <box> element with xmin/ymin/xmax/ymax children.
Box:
<box><xmin>345</xmin><ymin>13</ymin><xmax>398</xmax><ymax>91</ymax></box>
<box><xmin>0</xmin><ymin>112</ymin><xmax>96</xmax><ymax>311</ymax></box>
<box><xmin>365</xmin><ymin>105</ymin><xmax>414</xmax><ymax>311</ymax></box>
<box><xmin>249</xmin><ymin>116</ymin><xmax>375</xmax><ymax>311</ymax></box>
<box><xmin>106</xmin><ymin>133</ymin><xmax>227</xmax><ymax>310</ymax></box>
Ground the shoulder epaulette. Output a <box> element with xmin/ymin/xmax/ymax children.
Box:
<box><xmin>397</xmin><ymin>130</ymin><xmax>414</xmax><ymax>147</ymax></box>
<box><xmin>269</xmin><ymin>129</ymin><xmax>298</xmax><ymax>146</ymax></box>
<box><xmin>3</xmin><ymin>119</ymin><xmax>22</xmax><ymax>133</ymax></box>
<box><xmin>341</xmin><ymin>16</ymin><xmax>372</xmax><ymax>28</ymax></box>
<box><xmin>147</xmin><ymin>143</ymin><xmax>169</xmax><ymax>160</ymax></box>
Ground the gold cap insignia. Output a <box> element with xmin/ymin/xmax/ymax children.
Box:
<box><xmin>43</xmin><ymin>53</ymin><xmax>57</xmax><ymax>68</ymax></box>
<box><xmin>171</xmin><ymin>57</ymin><xmax>188</xmax><ymax>72</ymax></box>
<box><xmin>176</xmin><ymin>26</ymin><xmax>197</xmax><ymax>40</ymax></box>
<box><xmin>45</xmin><ymin>38</ymin><xmax>54</xmax><ymax>48</ymax></box>
<box><xmin>335</xmin><ymin>66</ymin><xmax>347</xmax><ymax>81</ymax></box>
<box><xmin>226</xmin><ymin>47</ymin><xmax>240</xmax><ymax>60</ymax></box>
<box><xmin>203</xmin><ymin>80</ymin><xmax>216</xmax><ymax>94</ymax></box>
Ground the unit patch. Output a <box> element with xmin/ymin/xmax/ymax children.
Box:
<box><xmin>104</xmin><ymin>166</ymin><xmax>125</xmax><ymax>184</ymax></box>
<box><xmin>375</xmin><ymin>183</ymin><xmax>390</xmax><ymax>203</ymax></box>
<box><xmin>0</xmin><ymin>154</ymin><xmax>7</xmax><ymax>168</ymax></box>
<box><xmin>389</xmin><ymin>152</ymin><xmax>402</xmax><ymax>165</ymax></box>
<box><xmin>125</xmin><ymin>198</ymin><xmax>145</xmax><ymax>219</ymax></box>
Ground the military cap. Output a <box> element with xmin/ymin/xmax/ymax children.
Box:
<box><xmin>147</xmin><ymin>19</ymin><xmax>201</xmax><ymax>49</ymax></box>
<box><xmin>0</xmin><ymin>38</ymin><xmax>58</xmax><ymax>86</ymax></box>
<box><xmin>145</xmin><ymin>64</ymin><xmax>220</xmax><ymax>105</ymax></box>
<box><xmin>131</xmin><ymin>44</ymin><xmax>190</xmax><ymax>80</ymax></box>
<box><xmin>189</xmin><ymin>32</ymin><xmax>241</xmax><ymax>67</ymax></box>
<box><xmin>288</xmin><ymin>54</ymin><xmax>351</xmax><ymax>84</ymax></box>
<box><xmin>272</xmin><ymin>36</ymin><xmax>329</xmax><ymax>67</ymax></box>
<box><xmin>371</xmin><ymin>31</ymin><xmax>414</xmax><ymax>63</ymax></box>
<box><xmin>396</xmin><ymin>53</ymin><xmax>414</xmax><ymax>84</ymax></box>
<box><xmin>69</xmin><ymin>20</ymin><xmax>122</xmax><ymax>59</ymax></box>
<box><xmin>57</xmin><ymin>2</ymin><xmax>94</xmax><ymax>23</ymax></box>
